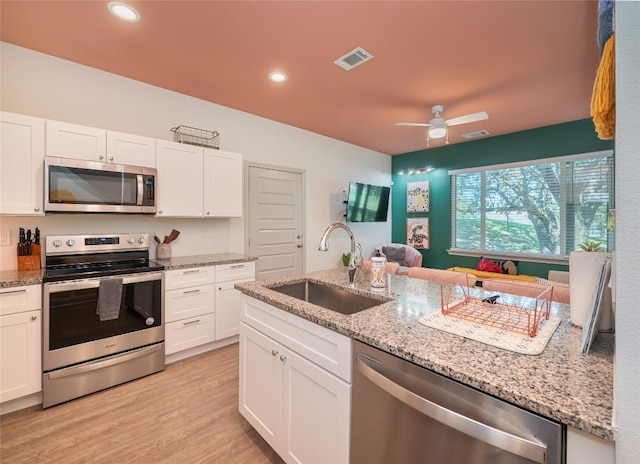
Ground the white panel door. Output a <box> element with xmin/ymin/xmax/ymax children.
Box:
<box><xmin>248</xmin><ymin>166</ymin><xmax>303</xmax><ymax>280</ymax></box>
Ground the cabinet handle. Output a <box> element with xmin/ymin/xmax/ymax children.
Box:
<box><xmin>99</xmin><ymin>155</ymin><xmax>104</xmax><ymax>160</ymax></box>
<box><xmin>158</xmin><ymin>210</ymin><xmax>163</xmax><ymax>214</ymax></box>
<box><xmin>230</xmin><ymin>264</ymin><xmax>246</xmax><ymax>268</ymax></box>
<box><xmin>206</xmin><ymin>211</ymin><xmax>210</xmax><ymax>215</ymax></box>
<box><xmin>271</xmin><ymin>350</ymin><xmax>278</xmax><ymax>356</ymax></box>
<box><xmin>31</xmin><ymin>315</ymin><xmax>38</xmax><ymax>320</ymax></box>
<box><xmin>0</xmin><ymin>289</ymin><xmax>27</xmax><ymax>295</ymax></box>
<box><xmin>183</xmin><ymin>319</ymin><xmax>201</xmax><ymax>325</ymax></box>
<box><xmin>183</xmin><ymin>289</ymin><xmax>200</xmax><ymax>294</ymax></box>
<box><xmin>109</xmin><ymin>156</ymin><xmax>114</xmax><ymax>161</ymax></box>
<box><xmin>183</xmin><ymin>269</ymin><xmax>200</xmax><ymax>274</ymax></box>
<box><xmin>34</xmin><ymin>207</ymin><xmax>40</xmax><ymax>212</ymax></box>
<box><xmin>279</xmin><ymin>355</ymin><xmax>287</xmax><ymax>362</ymax></box>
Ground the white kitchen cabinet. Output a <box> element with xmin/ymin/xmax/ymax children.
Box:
<box><xmin>46</xmin><ymin>120</ymin><xmax>106</xmax><ymax>161</ymax></box>
<box><xmin>156</xmin><ymin>140</ymin><xmax>243</xmax><ymax>218</ymax></box>
<box><xmin>164</xmin><ymin>266</ymin><xmax>216</xmax><ymax>354</ymax></box>
<box><xmin>155</xmin><ymin>140</ymin><xmax>204</xmax><ymax>217</ymax></box>
<box><xmin>239</xmin><ymin>295</ymin><xmax>351</xmax><ymax>464</ymax></box>
<box><xmin>0</xmin><ymin>112</ymin><xmax>45</xmax><ymax>215</ymax></box>
<box><xmin>566</xmin><ymin>426</ymin><xmax>614</xmax><ymax>464</ymax></box>
<box><xmin>46</xmin><ymin>121</ymin><xmax>155</xmax><ymax>167</ymax></box>
<box><xmin>203</xmin><ymin>148</ymin><xmax>243</xmax><ymax>217</ymax></box>
<box><xmin>105</xmin><ymin>130</ymin><xmax>156</xmax><ymax>167</ymax></box>
<box><xmin>214</xmin><ymin>262</ymin><xmax>255</xmax><ymax>340</ymax></box>
<box><xmin>0</xmin><ymin>285</ymin><xmax>42</xmax><ymax>403</ymax></box>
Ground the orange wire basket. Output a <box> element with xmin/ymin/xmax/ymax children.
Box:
<box><xmin>439</xmin><ymin>278</ymin><xmax>552</xmax><ymax>338</ymax></box>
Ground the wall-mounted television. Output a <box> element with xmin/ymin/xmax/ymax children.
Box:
<box><xmin>346</xmin><ymin>182</ymin><xmax>391</xmax><ymax>222</ymax></box>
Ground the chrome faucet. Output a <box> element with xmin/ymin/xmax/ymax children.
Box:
<box><xmin>318</xmin><ymin>223</ymin><xmax>362</xmax><ymax>286</ymax></box>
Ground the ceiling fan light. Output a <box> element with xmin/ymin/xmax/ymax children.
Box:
<box><xmin>428</xmin><ymin>124</ymin><xmax>447</xmax><ymax>139</ymax></box>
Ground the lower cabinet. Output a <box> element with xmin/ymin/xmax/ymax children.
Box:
<box><xmin>239</xmin><ymin>295</ymin><xmax>351</xmax><ymax>464</ymax></box>
<box><xmin>0</xmin><ymin>286</ymin><xmax>42</xmax><ymax>403</ymax></box>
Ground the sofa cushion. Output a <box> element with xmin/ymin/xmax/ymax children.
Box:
<box><xmin>382</xmin><ymin>247</ymin><xmax>408</xmax><ymax>267</ymax></box>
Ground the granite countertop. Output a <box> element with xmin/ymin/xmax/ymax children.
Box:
<box><xmin>236</xmin><ymin>267</ymin><xmax>614</xmax><ymax>441</ymax></box>
<box><xmin>153</xmin><ymin>253</ymin><xmax>256</xmax><ymax>270</ymax></box>
<box><xmin>0</xmin><ymin>253</ymin><xmax>257</xmax><ymax>288</ymax></box>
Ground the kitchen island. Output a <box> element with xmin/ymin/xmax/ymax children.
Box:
<box><xmin>235</xmin><ymin>267</ymin><xmax>614</xmax><ymax>442</ymax></box>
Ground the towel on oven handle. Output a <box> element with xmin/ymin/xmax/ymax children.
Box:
<box><xmin>97</xmin><ymin>277</ymin><xmax>123</xmax><ymax>321</ymax></box>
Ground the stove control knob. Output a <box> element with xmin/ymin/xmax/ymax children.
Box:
<box><xmin>53</xmin><ymin>240</ymin><xmax>62</xmax><ymax>247</ymax></box>
<box><xmin>66</xmin><ymin>239</ymin><xmax>75</xmax><ymax>247</ymax></box>
<box><xmin>138</xmin><ymin>237</ymin><xmax>145</xmax><ymax>244</ymax></box>
<box><xmin>128</xmin><ymin>237</ymin><xmax>135</xmax><ymax>244</ymax></box>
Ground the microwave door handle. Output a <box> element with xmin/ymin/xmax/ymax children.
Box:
<box><xmin>137</xmin><ymin>174</ymin><xmax>143</xmax><ymax>206</ymax></box>
<box><xmin>355</xmin><ymin>358</ymin><xmax>548</xmax><ymax>464</ymax></box>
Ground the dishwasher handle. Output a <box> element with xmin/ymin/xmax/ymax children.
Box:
<box><xmin>356</xmin><ymin>358</ymin><xmax>548</xmax><ymax>464</ymax></box>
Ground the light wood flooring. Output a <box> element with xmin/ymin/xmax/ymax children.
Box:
<box><xmin>0</xmin><ymin>344</ymin><xmax>284</xmax><ymax>464</ymax></box>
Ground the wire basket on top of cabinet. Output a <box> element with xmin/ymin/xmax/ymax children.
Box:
<box><xmin>171</xmin><ymin>125</ymin><xmax>220</xmax><ymax>149</ymax></box>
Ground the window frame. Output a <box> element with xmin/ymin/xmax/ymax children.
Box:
<box><xmin>448</xmin><ymin>149</ymin><xmax>614</xmax><ymax>264</ymax></box>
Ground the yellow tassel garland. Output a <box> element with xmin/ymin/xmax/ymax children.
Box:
<box><xmin>590</xmin><ymin>33</ymin><xmax>615</xmax><ymax>140</ymax></box>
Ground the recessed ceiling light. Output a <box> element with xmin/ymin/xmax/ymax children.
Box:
<box><xmin>108</xmin><ymin>2</ymin><xmax>140</xmax><ymax>22</ymax></box>
<box><xmin>269</xmin><ymin>72</ymin><xmax>287</xmax><ymax>83</ymax></box>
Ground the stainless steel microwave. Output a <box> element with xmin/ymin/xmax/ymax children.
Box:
<box><xmin>44</xmin><ymin>156</ymin><xmax>156</xmax><ymax>213</ymax></box>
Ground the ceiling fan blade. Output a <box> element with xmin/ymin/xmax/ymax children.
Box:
<box><xmin>395</xmin><ymin>122</ymin><xmax>431</xmax><ymax>127</ymax></box>
<box><xmin>445</xmin><ymin>111</ymin><xmax>488</xmax><ymax>126</ymax></box>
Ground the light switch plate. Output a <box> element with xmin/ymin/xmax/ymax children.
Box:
<box><xmin>0</xmin><ymin>230</ymin><xmax>10</xmax><ymax>246</ymax></box>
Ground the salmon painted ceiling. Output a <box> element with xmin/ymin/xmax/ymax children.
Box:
<box><xmin>1</xmin><ymin>1</ymin><xmax>600</xmax><ymax>155</ymax></box>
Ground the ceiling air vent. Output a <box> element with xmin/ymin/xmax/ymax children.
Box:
<box><xmin>333</xmin><ymin>47</ymin><xmax>373</xmax><ymax>71</ymax></box>
<box><xmin>462</xmin><ymin>130</ymin><xmax>490</xmax><ymax>139</ymax></box>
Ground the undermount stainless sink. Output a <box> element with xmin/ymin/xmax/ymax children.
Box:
<box><xmin>270</xmin><ymin>280</ymin><xmax>387</xmax><ymax>315</ymax></box>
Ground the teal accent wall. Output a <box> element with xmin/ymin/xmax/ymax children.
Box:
<box><xmin>391</xmin><ymin>119</ymin><xmax>614</xmax><ymax>277</ymax></box>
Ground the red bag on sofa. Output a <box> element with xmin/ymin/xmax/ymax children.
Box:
<box><xmin>476</xmin><ymin>258</ymin><xmax>503</xmax><ymax>274</ymax></box>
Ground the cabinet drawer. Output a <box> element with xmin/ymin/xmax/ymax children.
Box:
<box><xmin>241</xmin><ymin>295</ymin><xmax>351</xmax><ymax>382</ymax></box>
<box><xmin>164</xmin><ymin>266</ymin><xmax>215</xmax><ymax>290</ymax></box>
<box><xmin>165</xmin><ymin>313</ymin><xmax>215</xmax><ymax>354</ymax></box>
<box><xmin>216</xmin><ymin>262</ymin><xmax>255</xmax><ymax>282</ymax></box>
<box><xmin>0</xmin><ymin>285</ymin><xmax>42</xmax><ymax>316</ymax></box>
<box><xmin>165</xmin><ymin>283</ymin><xmax>215</xmax><ymax>322</ymax></box>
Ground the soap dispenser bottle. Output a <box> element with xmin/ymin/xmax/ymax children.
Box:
<box><xmin>370</xmin><ymin>247</ymin><xmax>387</xmax><ymax>292</ymax></box>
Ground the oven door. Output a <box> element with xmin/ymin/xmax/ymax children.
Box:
<box><xmin>43</xmin><ymin>271</ymin><xmax>163</xmax><ymax>371</ymax></box>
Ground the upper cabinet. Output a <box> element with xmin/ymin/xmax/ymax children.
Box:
<box><xmin>0</xmin><ymin>112</ymin><xmax>45</xmax><ymax>215</ymax></box>
<box><xmin>156</xmin><ymin>140</ymin><xmax>243</xmax><ymax>218</ymax></box>
<box><xmin>46</xmin><ymin>120</ymin><xmax>155</xmax><ymax>168</ymax></box>
<box><xmin>155</xmin><ymin>140</ymin><xmax>204</xmax><ymax>217</ymax></box>
<box><xmin>203</xmin><ymin>148</ymin><xmax>242</xmax><ymax>218</ymax></box>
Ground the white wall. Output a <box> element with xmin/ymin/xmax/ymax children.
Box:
<box><xmin>614</xmin><ymin>2</ymin><xmax>640</xmax><ymax>462</ymax></box>
<box><xmin>0</xmin><ymin>43</ymin><xmax>391</xmax><ymax>272</ymax></box>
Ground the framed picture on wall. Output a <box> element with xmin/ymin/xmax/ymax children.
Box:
<box><xmin>407</xmin><ymin>218</ymin><xmax>429</xmax><ymax>249</ymax></box>
<box><xmin>407</xmin><ymin>180</ymin><xmax>430</xmax><ymax>213</ymax></box>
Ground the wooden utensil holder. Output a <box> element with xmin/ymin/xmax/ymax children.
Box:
<box><xmin>18</xmin><ymin>244</ymin><xmax>41</xmax><ymax>271</ymax></box>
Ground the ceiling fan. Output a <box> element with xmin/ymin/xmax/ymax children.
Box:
<box><xmin>396</xmin><ymin>105</ymin><xmax>488</xmax><ymax>146</ymax></box>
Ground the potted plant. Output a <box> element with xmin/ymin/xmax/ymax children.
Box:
<box><xmin>341</xmin><ymin>252</ymin><xmax>351</xmax><ymax>267</ymax></box>
<box><xmin>578</xmin><ymin>241</ymin><xmax>604</xmax><ymax>252</ymax></box>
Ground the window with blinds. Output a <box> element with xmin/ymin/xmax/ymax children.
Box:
<box><xmin>450</xmin><ymin>150</ymin><xmax>614</xmax><ymax>261</ymax></box>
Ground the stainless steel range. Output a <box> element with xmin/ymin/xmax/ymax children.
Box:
<box><xmin>42</xmin><ymin>233</ymin><xmax>165</xmax><ymax>408</ymax></box>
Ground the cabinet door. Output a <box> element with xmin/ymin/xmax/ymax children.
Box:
<box><xmin>0</xmin><ymin>310</ymin><xmax>42</xmax><ymax>402</ymax></box>
<box><xmin>155</xmin><ymin>140</ymin><xmax>203</xmax><ymax>217</ymax></box>
<box><xmin>215</xmin><ymin>278</ymin><xmax>252</xmax><ymax>340</ymax></box>
<box><xmin>203</xmin><ymin>149</ymin><xmax>242</xmax><ymax>217</ymax></box>
<box><xmin>106</xmin><ymin>130</ymin><xmax>155</xmax><ymax>167</ymax></box>
<box><xmin>283</xmin><ymin>349</ymin><xmax>351</xmax><ymax>464</ymax></box>
<box><xmin>45</xmin><ymin>120</ymin><xmax>106</xmax><ymax>161</ymax></box>
<box><xmin>0</xmin><ymin>112</ymin><xmax>45</xmax><ymax>215</ymax></box>
<box><xmin>239</xmin><ymin>323</ymin><xmax>282</xmax><ymax>453</ymax></box>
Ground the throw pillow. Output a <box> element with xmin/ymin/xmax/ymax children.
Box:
<box><xmin>382</xmin><ymin>247</ymin><xmax>408</xmax><ymax>267</ymax></box>
<box><xmin>476</xmin><ymin>258</ymin><xmax>503</xmax><ymax>274</ymax></box>
<box><xmin>501</xmin><ymin>260</ymin><xmax>519</xmax><ymax>275</ymax></box>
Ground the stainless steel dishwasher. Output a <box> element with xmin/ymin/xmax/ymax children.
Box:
<box><xmin>351</xmin><ymin>340</ymin><xmax>565</xmax><ymax>464</ymax></box>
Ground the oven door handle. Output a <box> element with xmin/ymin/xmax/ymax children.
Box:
<box><xmin>44</xmin><ymin>271</ymin><xmax>163</xmax><ymax>292</ymax></box>
<box><xmin>356</xmin><ymin>358</ymin><xmax>548</xmax><ymax>464</ymax></box>
<box><xmin>46</xmin><ymin>344</ymin><xmax>164</xmax><ymax>380</ymax></box>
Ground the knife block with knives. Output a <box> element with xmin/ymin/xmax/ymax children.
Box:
<box><xmin>17</xmin><ymin>227</ymin><xmax>41</xmax><ymax>271</ymax></box>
